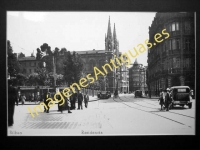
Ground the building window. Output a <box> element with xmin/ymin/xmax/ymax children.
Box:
<box><xmin>185</xmin><ymin>39</ymin><xmax>191</xmax><ymax>50</ymax></box>
<box><xmin>169</xmin><ymin>40</ymin><xmax>172</xmax><ymax>50</ymax></box>
<box><xmin>172</xmin><ymin>39</ymin><xmax>176</xmax><ymax>50</ymax></box>
<box><xmin>173</xmin><ymin>58</ymin><xmax>176</xmax><ymax>68</ymax></box>
<box><xmin>172</xmin><ymin>22</ymin><xmax>176</xmax><ymax>31</ymax></box>
<box><xmin>185</xmin><ymin>21</ymin><xmax>191</xmax><ymax>31</ymax></box>
<box><xmin>176</xmin><ymin>39</ymin><xmax>180</xmax><ymax>49</ymax></box>
<box><xmin>176</xmin><ymin>57</ymin><xmax>180</xmax><ymax>68</ymax></box>
<box><xmin>176</xmin><ymin>22</ymin><xmax>179</xmax><ymax>31</ymax></box>
<box><xmin>171</xmin><ymin>22</ymin><xmax>179</xmax><ymax>31</ymax></box>
<box><xmin>186</xmin><ymin>58</ymin><xmax>190</xmax><ymax>68</ymax></box>
<box><xmin>23</xmin><ymin>69</ymin><xmax>26</xmax><ymax>73</ymax></box>
<box><xmin>167</xmin><ymin>24</ymin><xmax>171</xmax><ymax>32</ymax></box>
<box><xmin>29</xmin><ymin>69</ymin><xmax>32</xmax><ymax>73</ymax></box>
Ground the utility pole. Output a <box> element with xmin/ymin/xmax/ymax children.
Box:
<box><xmin>52</xmin><ymin>55</ymin><xmax>56</xmax><ymax>88</ymax></box>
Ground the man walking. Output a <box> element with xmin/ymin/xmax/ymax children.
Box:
<box><xmin>72</xmin><ymin>92</ymin><xmax>77</xmax><ymax>110</ymax></box>
<box><xmin>8</xmin><ymin>80</ymin><xmax>18</xmax><ymax>126</ymax></box>
<box><xmin>165</xmin><ymin>88</ymin><xmax>171</xmax><ymax>111</ymax></box>
<box><xmin>159</xmin><ymin>89</ymin><xmax>164</xmax><ymax>110</ymax></box>
<box><xmin>84</xmin><ymin>92</ymin><xmax>89</xmax><ymax>108</ymax></box>
<box><xmin>77</xmin><ymin>91</ymin><xmax>83</xmax><ymax>110</ymax></box>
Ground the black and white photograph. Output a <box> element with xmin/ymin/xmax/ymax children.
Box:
<box><xmin>7</xmin><ymin>11</ymin><xmax>195</xmax><ymax>136</ymax></box>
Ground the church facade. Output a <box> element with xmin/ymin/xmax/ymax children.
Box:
<box><xmin>76</xmin><ymin>17</ymin><xmax>129</xmax><ymax>93</ymax></box>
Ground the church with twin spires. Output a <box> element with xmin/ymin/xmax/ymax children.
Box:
<box><xmin>76</xmin><ymin>17</ymin><xmax>129</xmax><ymax>93</ymax></box>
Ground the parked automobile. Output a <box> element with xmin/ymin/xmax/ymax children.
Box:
<box><xmin>135</xmin><ymin>90</ymin><xmax>143</xmax><ymax>98</ymax></box>
<box><xmin>169</xmin><ymin>86</ymin><xmax>192</xmax><ymax>109</ymax></box>
<box><xmin>99</xmin><ymin>91</ymin><xmax>109</xmax><ymax>99</ymax></box>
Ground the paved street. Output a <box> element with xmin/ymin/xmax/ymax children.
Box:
<box><xmin>7</xmin><ymin>94</ymin><xmax>195</xmax><ymax>136</ymax></box>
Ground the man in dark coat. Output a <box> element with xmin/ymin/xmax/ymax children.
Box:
<box><xmin>165</xmin><ymin>88</ymin><xmax>171</xmax><ymax>111</ymax></box>
<box><xmin>72</xmin><ymin>92</ymin><xmax>77</xmax><ymax>110</ymax></box>
<box><xmin>8</xmin><ymin>80</ymin><xmax>18</xmax><ymax>126</ymax></box>
<box><xmin>84</xmin><ymin>92</ymin><xmax>89</xmax><ymax>108</ymax></box>
<box><xmin>77</xmin><ymin>91</ymin><xmax>83</xmax><ymax>110</ymax></box>
<box><xmin>44</xmin><ymin>91</ymin><xmax>50</xmax><ymax>113</ymax></box>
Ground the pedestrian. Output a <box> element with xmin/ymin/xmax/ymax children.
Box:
<box><xmin>46</xmin><ymin>92</ymin><xmax>51</xmax><ymax>113</ymax></box>
<box><xmin>17</xmin><ymin>91</ymin><xmax>21</xmax><ymax>104</ymax></box>
<box><xmin>149</xmin><ymin>90</ymin><xmax>151</xmax><ymax>98</ymax></box>
<box><xmin>8</xmin><ymin>80</ymin><xmax>18</xmax><ymax>127</ymax></box>
<box><xmin>77</xmin><ymin>90</ymin><xmax>83</xmax><ymax>110</ymax></box>
<box><xmin>31</xmin><ymin>93</ymin><xmax>34</xmax><ymax>102</ymax></box>
<box><xmin>158</xmin><ymin>89</ymin><xmax>164</xmax><ymax>110</ymax></box>
<box><xmin>70</xmin><ymin>93</ymin><xmax>73</xmax><ymax>110</ymax></box>
<box><xmin>43</xmin><ymin>91</ymin><xmax>47</xmax><ymax>112</ymax></box>
<box><xmin>29</xmin><ymin>93</ymin><xmax>32</xmax><ymax>102</ymax></box>
<box><xmin>65</xmin><ymin>96</ymin><xmax>72</xmax><ymax>113</ymax></box>
<box><xmin>72</xmin><ymin>92</ymin><xmax>77</xmax><ymax>110</ymax></box>
<box><xmin>165</xmin><ymin>88</ymin><xmax>171</xmax><ymax>111</ymax></box>
<box><xmin>84</xmin><ymin>91</ymin><xmax>89</xmax><ymax>108</ymax></box>
<box><xmin>21</xmin><ymin>93</ymin><xmax>26</xmax><ymax>105</ymax></box>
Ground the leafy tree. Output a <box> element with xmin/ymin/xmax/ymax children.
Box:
<box><xmin>28</xmin><ymin>73</ymin><xmax>39</xmax><ymax>86</ymax></box>
<box><xmin>36</xmin><ymin>48</ymin><xmax>43</xmax><ymax>61</ymax></box>
<box><xmin>7</xmin><ymin>40</ymin><xmax>21</xmax><ymax>77</ymax></box>
<box><xmin>16</xmin><ymin>73</ymin><xmax>28</xmax><ymax>86</ymax></box>
<box><xmin>63</xmin><ymin>51</ymin><xmax>83</xmax><ymax>85</ymax></box>
<box><xmin>36</xmin><ymin>68</ymin><xmax>49</xmax><ymax>86</ymax></box>
<box><xmin>18</xmin><ymin>52</ymin><xmax>25</xmax><ymax>58</ymax></box>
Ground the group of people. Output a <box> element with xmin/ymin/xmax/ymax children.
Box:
<box><xmin>42</xmin><ymin>90</ymin><xmax>90</xmax><ymax>114</ymax></box>
<box><xmin>158</xmin><ymin>88</ymin><xmax>172</xmax><ymax>111</ymax></box>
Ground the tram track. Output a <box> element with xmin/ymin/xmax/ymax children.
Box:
<box><xmin>123</xmin><ymin>95</ymin><xmax>194</xmax><ymax>119</ymax></box>
<box><xmin>111</xmin><ymin>95</ymin><xmax>194</xmax><ymax>128</ymax></box>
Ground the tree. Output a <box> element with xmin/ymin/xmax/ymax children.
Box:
<box><xmin>7</xmin><ymin>40</ymin><xmax>21</xmax><ymax>77</ymax></box>
<box><xmin>36</xmin><ymin>68</ymin><xmax>49</xmax><ymax>86</ymax></box>
<box><xmin>28</xmin><ymin>73</ymin><xmax>39</xmax><ymax>86</ymax></box>
<box><xmin>36</xmin><ymin>48</ymin><xmax>43</xmax><ymax>60</ymax></box>
<box><xmin>63</xmin><ymin>51</ymin><xmax>83</xmax><ymax>85</ymax></box>
<box><xmin>18</xmin><ymin>52</ymin><xmax>25</xmax><ymax>58</ymax></box>
<box><xmin>16</xmin><ymin>73</ymin><xmax>28</xmax><ymax>86</ymax></box>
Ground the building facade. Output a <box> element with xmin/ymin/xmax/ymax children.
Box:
<box><xmin>18</xmin><ymin>54</ymin><xmax>40</xmax><ymax>76</ymax></box>
<box><xmin>129</xmin><ymin>59</ymin><xmax>148</xmax><ymax>93</ymax></box>
<box><xmin>147</xmin><ymin>12</ymin><xmax>195</xmax><ymax>96</ymax></box>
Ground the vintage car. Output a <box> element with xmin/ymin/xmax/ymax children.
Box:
<box><xmin>135</xmin><ymin>90</ymin><xmax>143</xmax><ymax>98</ymax></box>
<box><xmin>169</xmin><ymin>86</ymin><xmax>192</xmax><ymax>109</ymax></box>
<box><xmin>99</xmin><ymin>91</ymin><xmax>109</xmax><ymax>99</ymax></box>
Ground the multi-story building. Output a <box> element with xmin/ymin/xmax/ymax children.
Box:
<box><xmin>18</xmin><ymin>53</ymin><xmax>40</xmax><ymax>76</ymax></box>
<box><xmin>129</xmin><ymin>59</ymin><xmax>148</xmax><ymax>93</ymax></box>
<box><xmin>147</xmin><ymin>12</ymin><xmax>195</xmax><ymax>96</ymax></box>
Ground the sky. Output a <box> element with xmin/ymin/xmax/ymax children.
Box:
<box><xmin>7</xmin><ymin>11</ymin><xmax>156</xmax><ymax>66</ymax></box>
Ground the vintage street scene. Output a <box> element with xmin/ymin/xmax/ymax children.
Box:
<box><xmin>7</xmin><ymin>12</ymin><xmax>195</xmax><ymax>136</ymax></box>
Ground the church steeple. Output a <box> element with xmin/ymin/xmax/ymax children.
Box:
<box><xmin>113</xmin><ymin>23</ymin><xmax>117</xmax><ymax>41</ymax></box>
<box><xmin>107</xmin><ymin>16</ymin><xmax>112</xmax><ymax>39</ymax></box>
<box><xmin>113</xmin><ymin>23</ymin><xmax>119</xmax><ymax>56</ymax></box>
<box><xmin>105</xmin><ymin>16</ymin><xmax>113</xmax><ymax>52</ymax></box>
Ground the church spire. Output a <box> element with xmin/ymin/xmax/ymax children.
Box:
<box><xmin>107</xmin><ymin>16</ymin><xmax>112</xmax><ymax>39</ymax></box>
<box><xmin>113</xmin><ymin>23</ymin><xmax>117</xmax><ymax>41</ymax></box>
